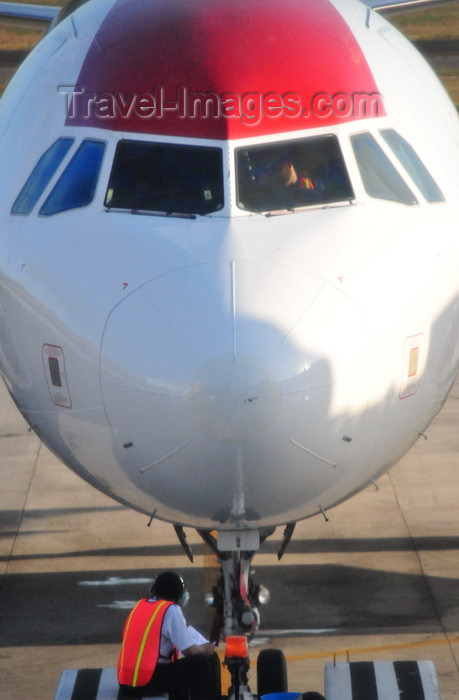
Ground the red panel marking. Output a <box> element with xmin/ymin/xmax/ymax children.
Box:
<box><xmin>67</xmin><ymin>0</ymin><xmax>382</xmax><ymax>138</ymax></box>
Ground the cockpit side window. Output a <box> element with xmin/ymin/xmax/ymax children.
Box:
<box><xmin>235</xmin><ymin>134</ymin><xmax>354</xmax><ymax>213</ymax></box>
<box><xmin>11</xmin><ymin>138</ymin><xmax>74</xmax><ymax>215</ymax></box>
<box><xmin>380</xmin><ymin>129</ymin><xmax>444</xmax><ymax>203</ymax></box>
<box><xmin>39</xmin><ymin>140</ymin><xmax>106</xmax><ymax>217</ymax></box>
<box><xmin>351</xmin><ymin>132</ymin><xmax>417</xmax><ymax>205</ymax></box>
<box><xmin>104</xmin><ymin>141</ymin><xmax>224</xmax><ymax>216</ymax></box>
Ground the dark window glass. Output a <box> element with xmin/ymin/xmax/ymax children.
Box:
<box><xmin>11</xmin><ymin>138</ymin><xmax>74</xmax><ymax>215</ymax></box>
<box><xmin>380</xmin><ymin>129</ymin><xmax>444</xmax><ymax>203</ymax></box>
<box><xmin>351</xmin><ymin>132</ymin><xmax>417</xmax><ymax>205</ymax></box>
<box><xmin>235</xmin><ymin>134</ymin><xmax>354</xmax><ymax>213</ymax></box>
<box><xmin>48</xmin><ymin>357</ymin><xmax>62</xmax><ymax>387</ymax></box>
<box><xmin>39</xmin><ymin>140</ymin><xmax>106</xmax><ymax>216</ymax></box>
<box><xmin>104</xmin><ymin>141</ymin><xmax>224</xmax><ymax>216</ymax></box>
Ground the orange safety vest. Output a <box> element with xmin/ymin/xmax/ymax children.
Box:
<box><xmin>117</xmin><ymin>598</ymin><xmax>174</xmax><ymax>687</ymax></box>
<box><xmin>299</xmin><ymin>176</ymin><xmax>315</xmax><ymax>189</ymax></box>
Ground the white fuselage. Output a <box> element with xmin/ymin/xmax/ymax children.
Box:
<box><xmin>1</xmin><ymin>0</ymin><xmax>459</xmax><ymax>531</ymax></box>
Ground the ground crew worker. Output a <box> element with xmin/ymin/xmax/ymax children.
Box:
<box><xmin>118</xmin><ymin>571</ymin><xmax>216</xmax><ymax>698</ymax></box>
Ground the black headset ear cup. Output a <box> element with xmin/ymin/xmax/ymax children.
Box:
<box><xmin>175</xmin><ymin>574</ymin><xmax>188</xmax><ymax>606</ymax></box>
<box><xmin>179</xmin><ymin>587</ymin><xmax>190</xmax><ymax>607</ymax></box>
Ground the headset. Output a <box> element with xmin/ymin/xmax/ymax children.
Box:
<box><xmin>149</xmin><ymin>571</ymin><xmax>189</xmax><ymax>607</ymax></box>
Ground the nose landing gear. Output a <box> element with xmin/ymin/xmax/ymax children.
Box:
<box><xmin>199</xmin><ymin>528</ymin><xmax>273</xmax><ymax>640</ymax></box>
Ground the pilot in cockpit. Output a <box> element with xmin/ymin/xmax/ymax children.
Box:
<box><xmin>237</xmin><ymin>137</ymin><xmax>353</xmax><ymax>212</ymax></box>
<box><xmin>269</xmin><ymin>153</ymin><xmax>316</xmax><ymax>190</ymax></box>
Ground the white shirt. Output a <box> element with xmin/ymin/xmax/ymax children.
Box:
<box><xmin>148</xmin><ymin>599</ymin><xmax>208</xmax><ymax>662</ymax></box>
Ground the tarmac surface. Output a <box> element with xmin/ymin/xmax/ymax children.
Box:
<box><xmin>1</xmin><ymin>375</ymin><xmax>458</xmax><ymax>699</ymax></box>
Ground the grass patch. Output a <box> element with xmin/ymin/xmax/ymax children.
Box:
<box><xmin>437</xmin><ymin>69</ymin><xmax>459</xmax><ymax>107</ymax></box>
<box><xmin>0</xmin><ymin>26</ymin><xmax>42</xmax><ymax>51</ymax></box>
<box><xmin>389</xmin><ymin>5</ymin><xmax>459</xmax><ymax>108</ymax></box>
<box><xmin>390</xmin><ymin>4</ymin><xmax>459</xmax><ymax>40</ymax></box>
<box><xmin>4</xmin><ymin>0</ymin><xmax>61</xmax><ymax>4</ymax></box>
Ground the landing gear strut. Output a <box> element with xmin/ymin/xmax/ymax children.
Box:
<box><xmin>198</xmin><ymin>528</ymin><xmax>273</xmax><ymax>640</ymax></box>
<box><xmin>174</xmin><ymin>523</ymin><xmax>296</xmax><ymax>639</ymax></box>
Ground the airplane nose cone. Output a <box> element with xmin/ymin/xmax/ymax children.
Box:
<box><xmin>100</xmin><ymin>261</ymin><xmax>289</xmax><ymax>448</ymax></box>
<box><xmin>100</xmin><ymin>260</ymin><xmax>370</xmax><ymax>525</ymax></box>
<box><xmin>187</xmin><ymin>354</ymin><xmax>281</xmax><ymax>442</ymax></box>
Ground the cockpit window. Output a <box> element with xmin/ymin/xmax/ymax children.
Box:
<box><xmin>380</xmin><ymin>129</ymin><xmax>444</xmax><ymax>203</ymax></box>
<box><xmin>11</xmin><ymin>138</ymin><xmax>74</xmax><ymax>215</ymax></box>
<box><xmin>39</xmin><ymin>139</ymin><xmax>106</xmax><ymax>217</ymax></box>
<box><xmin>104</xmin><ymin>141</ymin><xmax>224</xmax><ymax>216</ymax></box>
<box><xmin>235</xmin><ymin>135</ymin><xmax>354</xmax><ymax>213</ymax></box>
<box><xmin>351</xmin><ymin>132</ymin><xmax>417</xmax><ymax>205</ymax></box>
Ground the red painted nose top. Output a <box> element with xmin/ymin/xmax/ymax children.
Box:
<box><xmin>67</xmin><ymin>0</ymin><xmax>381</xmax><ymax>138</ymax></box>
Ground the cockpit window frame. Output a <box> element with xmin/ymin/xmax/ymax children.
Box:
<box><xmin>234</xmin><ymin>133</ymin><xmax>355</xmax><ymax>214</ymax></box>
<box><xmin>380</xmin><ymin>129</ymin><xmax>444</xmax><ymax>203</ymax></box>
<box><xmin>39</xmin><ymin>139</ymin><xmax>106</xmax><ymax>217</ymax></box>
<box><xmin>11</xmin><ymin>137</ymin><xmax>75</xmax><ymax>216</ymax></box>
<box><xmin>350</xmin><ymin>131</ymin><xmax>418</xmax><ymax>206</ymax></box>
<box><xmin>104</xmin><ymin>139</ymin><xmax>225</xmax><ymax>217</ymax></box>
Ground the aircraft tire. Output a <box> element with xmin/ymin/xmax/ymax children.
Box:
<box><xmin>257</xmin><ymin>648</ymin><xmax>288</xmax><ymax>697</ymax></box>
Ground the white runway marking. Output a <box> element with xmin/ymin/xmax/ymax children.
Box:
<box><xmin>78</xmin><ymin>576</ymin><xmax>152</xmax><ymax>586</ymax></box>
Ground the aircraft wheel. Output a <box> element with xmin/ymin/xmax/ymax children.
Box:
<box><xmin>257</xmin><ymin>648</ymin><xmax>288</xmax><ymax>697</ymax></box>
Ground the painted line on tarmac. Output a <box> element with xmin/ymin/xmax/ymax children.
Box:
<box><xmin>283</xmin><ymin>635</ymin><xmax>459</xmax><ymax>663</ymax></box>
<box><xmin>98</xmin><ymin>600</ymin><xmax>138</xmax><ymax>609</ymax></box>
<box><xmin>78</xmin><ymin>576</ymin><xmax>152</xmax><ymax>586</ymax></box>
